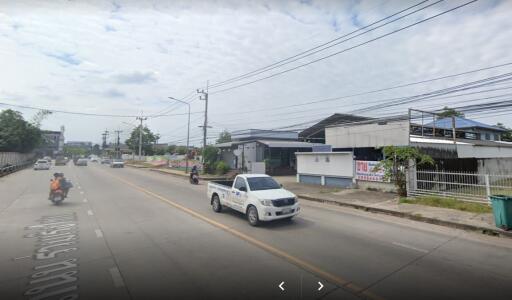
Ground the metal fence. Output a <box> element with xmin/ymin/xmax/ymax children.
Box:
<box><xmin>408</xmin><ymin>170</ymin><xmax>512</xmax><ymax>203</ymax></box>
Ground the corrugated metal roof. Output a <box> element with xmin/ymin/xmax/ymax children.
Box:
<box><xmin>257</xmin><ymin>140</ymin><xmax>323</xmax><ymax>148</ymax></box>
<box><xmin>424</xmin><ymin>117</ymin><xmax>506</xmax><ymax>132</ymax></box>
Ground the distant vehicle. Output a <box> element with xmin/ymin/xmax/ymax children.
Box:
<box><xmin>207</xmin><ymin>174</ymin><xmax>300</xmax><ymax>226</ymax></box>
<box><xmin>90</xmin><ymin>157</ymin><xmax>99</xmax><ymax>162</ymax></box>
<box><xmin>34</xmin><ymin>160</ymin><xmax>51</xmax><ymax>170</ymax></box>
<box><xmin>43</xmin><ymin>156</ymin><xmax>52</xmax><ymax>165</ymax></box>
<box><xmin>55</xmin><ymin>155</ymin><xmax>67</xmax><ymax>166</ymax></box>
<box><xmin>75</xmin><ymin>158</ymin><xmax>88</xmax><ymax>166</ymax></box>
<box><xmin>101</xmin><ymin>157</ymin><xmax>111</xmax><ymax>164</ymax></box>
<box><xmin>110</xmin><ymin>158</ymin><xmax>124</xmax><ymax>168</ymax></box>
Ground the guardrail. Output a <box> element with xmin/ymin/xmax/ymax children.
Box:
<box><xmin>0</xmin><ymin>161</ymin><xmax>34</xmax><ymax>177</ymax></box>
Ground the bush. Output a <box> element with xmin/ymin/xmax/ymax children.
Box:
<box><xmin>216</xmin><ymin>161</ymin><xmax>230</xmax><ymax>175</ymax></box>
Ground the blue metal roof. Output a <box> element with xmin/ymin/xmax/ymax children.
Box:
<box><xmin>424</xmin><ymin>117</ymin><xmax>506</xmax><ymax>132</ymax></box>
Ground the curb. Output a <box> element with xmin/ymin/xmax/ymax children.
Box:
<box><xmin>125</xmin><ymin>164</ymin><xmax>151</xmax><ymax>169</ymax></box>
<box><xmin>298</xmin><ymin>194</ymin><xmax>512</xmax><ymax>239</ymax></box>
<box><xmin>148</xmin><ymin>168</ymin><xmax>228</xmax><ymax>181</ymax></box>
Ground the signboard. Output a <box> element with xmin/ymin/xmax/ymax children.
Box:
<box><xmin>355</xmin><ymin>160</ymin><xmax>388</xmax><ymax>182</ymax></box>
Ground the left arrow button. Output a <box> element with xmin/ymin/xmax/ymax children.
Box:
<box><xmin>278</xmin><ymin>281</ymin><xmax>285</xmax><ymax>291</ymax></box>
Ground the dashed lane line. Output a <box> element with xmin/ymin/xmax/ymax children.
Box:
<box><xmin>95</xmin><ymin>229</ymin><xmax>104</xmax><ymax>238</ymax></box>
<box><xmin>392</xmin><ymin>242</ymin><xmax>429</xmax><ymax>253</ymax></box>
<box><xmin>87</xmin><ymin>210</ymin><xmax>94</xmax><ymax>216</ymax></box>
<box><xmin>102</xmin><ymin>171</ymin><xmax>385</xmax><ymax>300</ymax></box>
<box><xmin>109</xmin><ymin>267</ymin><xmax>125</xmax><ymax>288</ymax></box>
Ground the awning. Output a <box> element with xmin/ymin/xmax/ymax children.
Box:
<box><xmin>257</xmin><ymin>140</ymin><xmax>323</xmax><ymax>148</ymax></box>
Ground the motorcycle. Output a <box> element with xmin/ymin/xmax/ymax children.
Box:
<box><xmin>190</xmin><ymin>173</ymin><xmax>199</xmax><ymax>185</ymax></box>
<box><xmin>49</xmin><ymin>189</ymin><xmax>65</xmax><ymax>205</ymax></box>
<box><xmin>49</xmin><ymin>174</ymin><xmax>72</xmax><ymax>205</ymax></box>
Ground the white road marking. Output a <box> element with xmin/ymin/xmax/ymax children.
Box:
<box><xmin>79</xmin><ymin>191</ymin><xmax>84</xmax><ymax>195</ymax></box>
<box><xmin>83</xmin><ymin>198</ymin><xmax>88</xmax><ymax>203</ymax></box>
<box><xmin>78</xmin><ymin>186</ymin><xmax>82</xmax><ymax>189</ymax></box>
<box><xmin>13</xmin><ymin>255</ymin><xmax>31</xmax><ymax>261</ymax></box>
<box><xmin>392</xmin><ymin>242</ymin><xmax>429</xmax><ymax>253</ymax></box>
<box><xmin>87</xmin><ymin>210</ymin><xmax>94</xmax><ymax>216</ymax></box>
<box><xmin>109</xmin><ymin>267</ymin><xmax>125</xmax><ymax>287</ymax></box>
<box><xmin>95</xmin><ymin>229</ymin><xmax>103</xmax><ymax>238</ymax></box>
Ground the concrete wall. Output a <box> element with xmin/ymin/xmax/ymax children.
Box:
<box><xmin>296</xmin><ymin>152</ymin><xmax>353</xmax><ymax>177</ymax></box>
<box><xmin>478</xmin><ymin>158</ymin><xmax>512</xmax><ymax>175</ymax></box>
<box><xmin>458</xmin><ymin>144</ymin><xmax>512</xmax><ymax>158</ymax></box>
<box><xmin>296</xmin><ymin>152</ymin><xmax>354</xmax><ymax>187</ymax></box>
<box><xmin>325</xmin><ymin>121</ymin><xmax>410</xmax><ymax>148</ymax></box>
<box><xmin>0</xmin><ymin>152</ymin><xmax>35</xmax><ymax>166</ymax></box>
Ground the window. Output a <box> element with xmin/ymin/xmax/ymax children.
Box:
<box><xmin>485</xmin><ymin>133</ymin><xmax>490</xmax><ymax>140</ymax></box>
<box><xmin>247</xmin><ymin>177</ymin><xmax>281</xmax><ymax>191</ymax></box>
<box><xmin>234</xmin><ymin>177</ymin><xmax>247</xmax><ymax>191</ymax></box>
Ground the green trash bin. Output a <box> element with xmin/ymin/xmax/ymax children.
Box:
<box><xmin>490</xmin><ymin>195</ymin><xmax>512</xmax><ymax>231</ymax></box>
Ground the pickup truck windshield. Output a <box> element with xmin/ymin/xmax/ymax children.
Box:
<box><xmin>247</xmin><ymin>177</ymin><xmax>281</xmax><ymax>191</ymax></box>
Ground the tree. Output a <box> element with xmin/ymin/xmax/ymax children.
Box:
<box><xmin>92</xmin><ymin>144</ymin><xmax>101</xmax><ymax>155</ymax></box>
<box><xmin>176</xmin><ymin>146</ymin><xmax>187</xmax><ymax>155</ymax></box>
<box><xmin>167</xmin><ymin>145</ymin><xmax>177</xmax><ymax>154</ymax></box>
<box><xmin>437</xmin><ymin>106</ymin><xmax>464</xmax><ymax>118</ymax></box>
<box><xmin>216</xmin><ymin>130</ymin><xmax>231</xmax><ymax>144</ymax></box>
<box><xmin>202</xmin><ymin>145</ymin><xmax>219</xmax><ymax>174</ymax></box>
<box><xmin>31</xmin><ymin>109</ymin><xmax>52</xmax><ymax>128</ymax></box>
<box><xmin>0</xmin><ymin>109</ymin><xmax>43</xmax><ymax>153</ymax></box>
<box><xmin>125</xmin><ymin>125</ymin><xmax>158</xmax><ymax>156</ymax></box>
<box><xmin>375</xmin><ymin>146</ymin><xmax>434</xmax><ymax>197</ymax></box>
<box><xmin>496</xmin><ymin>123</ymin><xmax>512</xmax><ymax>142</ymax></box>
<box><xmin>63</xmin><ymin>145</ymin><xmax>88</xmax><ymax>157</ymax></box>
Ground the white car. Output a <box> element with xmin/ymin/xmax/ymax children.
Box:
<box><xmin>110</xmin><ymin>159</ymin><xmax>124</xmax><ymax>168</ymax></box>
<box><xmin>34</xmin><ymin>159</ymin><xmax>51</xmax><ymax>170</ymax></box>
<box><xmin>207</xmin><ymin>174</ymin><xmax>300</xmax><ymax>226</ymax></box>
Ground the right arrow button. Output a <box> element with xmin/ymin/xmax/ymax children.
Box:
<box><xmin>317</xmin><ymin>281</ymin><xmax>324</xmax><ymax>291</ymax></box>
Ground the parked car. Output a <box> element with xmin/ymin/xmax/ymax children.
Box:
<box><xmin>34</xmin><ymin>159</ymin><xmax>51</xmax><ymax>170</ymax></box>
<box><xmin>90</xmin><ymin>157</ymin><xmax>99</xmax><ymax>163</ymax></box>
<box><xmin>75</xmin><ymin>158</ymin><xmax>88</xmax><ymax>166</ymax></box>
<box><xmin>101</xmin><ymin>157</ymin><xmax>111</xmax><ymax>164</ymax></box>
<box><xmin>207</xmin><ymin>174</ymin><xmax>300</xmax><ymax>226</ymax></box>
<box><xmin>110</xmin><ymin>158</ymin><xmax>124</xmax><ymax>168</ymax></box>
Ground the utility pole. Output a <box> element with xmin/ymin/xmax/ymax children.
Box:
<box><xmin>101</xmin><ymin>130</ymin><xmax>109</xmax><ymax>150</ymax></box>
<box><xmin>168</xmin><ymin>96</ymin><xmax>191</xmax><ymax>173</ymax></box>
<box><xmin>197</xmin><ymin>81</ymin><xmax>211</xmax><ymax>162</ymax></box>
<box><xmin>136</xmin><ymin>116</ymin><xmax>147</xmax><ymax>161</ymax></box>
<box><xmin>114</xmin><ymin>130</ymin><xmax>122</xmax><ymax>159</ymax></box>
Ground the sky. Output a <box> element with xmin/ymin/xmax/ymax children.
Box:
<box><xmin>1</xmin><ymin>0</ymin><xmax>511</xmax><ymax>146</ymax></box>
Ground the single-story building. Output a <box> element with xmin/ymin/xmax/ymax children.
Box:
<box><xmin>215</xmin><ymin>129</ymin><xmax>323</xmax><ymax>175</ymax></box>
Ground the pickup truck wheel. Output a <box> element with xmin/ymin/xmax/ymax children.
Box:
<box><xmin>212</xmin><ymin>195</ymin><xmax>222</xmax><ymax>212</ymax></box>
<box><xmin>247</xmin><ymin>206</ymin><xmax>259</xmax><ymax>226</ymax></box>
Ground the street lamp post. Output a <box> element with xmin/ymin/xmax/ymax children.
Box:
<box><xmin>168</xmin><ymin>97</ymin><xmax>191</xmax><ymax>173</ymax></box>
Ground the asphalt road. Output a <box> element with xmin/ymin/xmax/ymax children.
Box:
<box><xmin>1</xmin><ymin>163</ymin><xmax>511</xmax><ymax>300</ymax></box>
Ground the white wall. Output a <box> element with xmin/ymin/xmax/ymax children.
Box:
<box><xmin>457</xmin><ymin>144</ymin><xmax>512</xmax><ymax>158</ymax></box>
<box><xmin>325</xmin><ymin>121</ymin><xmax>410</xmax><ymax>148</ymax></box>
<box><xmin>296</xmin><ymin>152</ymin><xmax>353</xmax><ymax>177</ymax></box>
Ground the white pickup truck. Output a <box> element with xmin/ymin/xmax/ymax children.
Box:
<box><xmin>207</xmin><ymin>174</ymin><xmax>300</xmax><ymax>226</ymax></box>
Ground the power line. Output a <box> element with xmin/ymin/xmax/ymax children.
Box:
<box><xmin>209</xmin><ymin>0</ymin><xmax>479</xmax><ymax>95</ymax></box>
<box><xmin>0</xmin><ymin>101</ymin><xmax>197</xmax><ymax>118</ymax></box>
<box><xmin>208</xmin><ymin>61</ymin><xmax>512</xmax><ymax>118</ymax></box>
<box><xmin>209</xmin><ymin>0</ymin><xmax>433</xmax><ymax>88</ymax></box>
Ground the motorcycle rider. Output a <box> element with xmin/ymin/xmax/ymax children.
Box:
<box><xmin>190</xmin><ymin>165</ymin><xmax>199</xmax><ymax>182</ymax></box>
<box><xmin>58</xmin><ymin>173</ymin><xmax>72</xmax><ymax>197</ymax></box>
<box><xmin>49</xmin><ymin>172</ymin><xmax>62</xmax><ymax>199</ymax></box>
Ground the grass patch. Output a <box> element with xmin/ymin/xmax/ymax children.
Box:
<box><xmin>319</xmin><ymin>188</ymin><xmax>341</xmax><ymax>194</ymax></box>
<box><xmin>400</xmin><ymin>196</ymin><xmax>492</xmax><ymax>214</ymax></box>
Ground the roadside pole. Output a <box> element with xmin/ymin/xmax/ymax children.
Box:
<box><xmin>136</xmin><ymin>116</ymin><xmax>147</xmax><ymax>161</ymax></box>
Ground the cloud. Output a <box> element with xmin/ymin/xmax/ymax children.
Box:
<box><xmin>103</xmin><ymin>88</ymin><xmax>125</xmax><ymax>98</ymax></box>
<box><xmin>104</xmin><ymin>24</ymin><xmax>116</xmax><ymax>32</ymax></box>
<box><xmin>44</xmin><ymin>52</ymin><xmax>81</xmax><ymax>66</ymax></box>
<box><xmin>112</xmin><ymin>71</ymin><xmax>157</xmax><ymax>84</ymax></box>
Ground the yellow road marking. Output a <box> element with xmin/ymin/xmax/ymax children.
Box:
<box><xmin>104</xmin><ymin>171</ymin><xmax>385</xmax><ymax>300</ymax></box>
